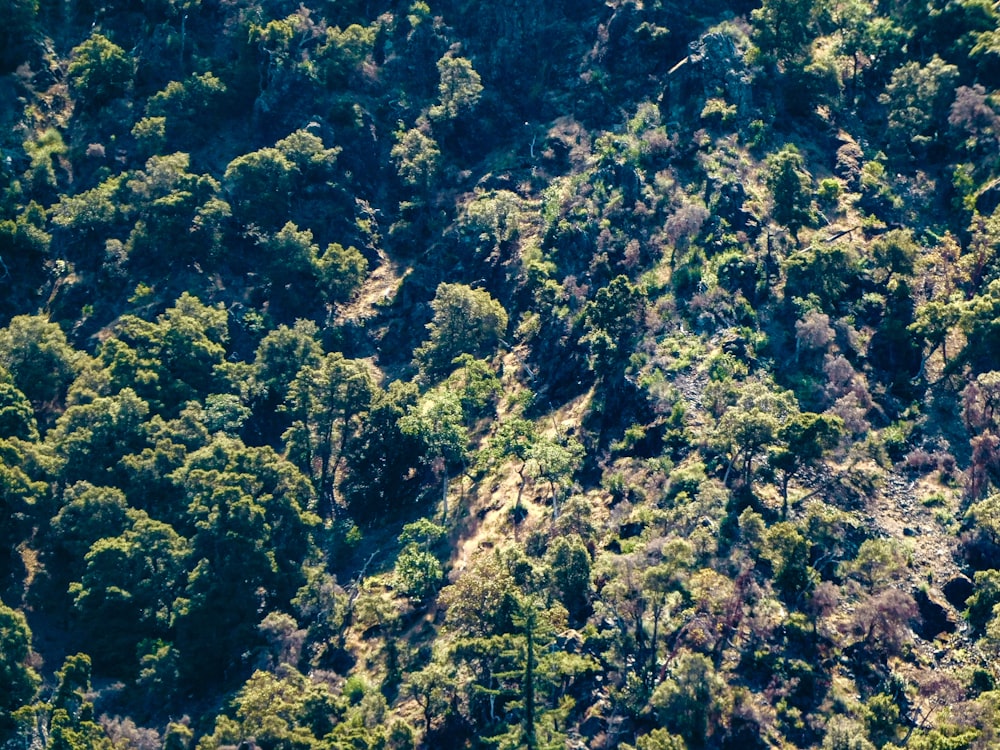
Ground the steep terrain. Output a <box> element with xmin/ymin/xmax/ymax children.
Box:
<box><xmin>6</xmin><ymin>0</ymin><xmax>1000</xmax><ymax>749</ymax></box>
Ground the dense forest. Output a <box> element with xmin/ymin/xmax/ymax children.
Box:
<box><xmin>9</xmin><ymin>0</ymin><xmax>1000</xmax><ymax>747</ymax></box>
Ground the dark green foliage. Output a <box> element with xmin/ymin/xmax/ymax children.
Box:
<box><xmin>100</xmin><ymin>293</ymin><xmax>230</xmax><ymax>415</ymax></box>
<box><xmin>545</xmin><ymin>534</ymin><xmax>591</xmax><ymax>624</ymax></box>
<box><xmin>173</xmin><ymin>438</ymin><xmax>319</xmax><ymax>689</ymax></box>
<box><xmin>4</xmin><ymin>0</ymin><xmax>1000</xmax><ymax>746</ymax></box>
<box><xmin>0</xmin><ymin>0</ymin><xmax>37</xmax><ymax>72</ymax></box>
<box><xmin>765</xmin><ymin>145</ymin><xmax>814</xmax><ymax>241</ymax></box>
<box><xmin>0</xmin><ymin>599</ymin><xmax>39</xmax><ymax>741</ymax></box>
<box><xmin>414</xmin><ymin>283</ymin><xmax>508</xmax><ymax>382</ymax></box>
<box><xmin>67</xmin><ymin>33</ymin><xmax>132</xmax><ymax>109</ymax></box>
<box><xmin>0</xmin><ymin>315</ymin><xmax>82</xmax><ymax>419</ymax></box>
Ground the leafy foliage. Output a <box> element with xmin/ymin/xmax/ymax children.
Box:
<box><xmin>5</xmin><ymin>0</ymin><xmax>1000</xmax><ymax>747</ymax></box>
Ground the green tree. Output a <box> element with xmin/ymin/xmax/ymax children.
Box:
<box><xmin>44</xmin><ymin>654</ymin><xmax>114</xmax><ymax>750</ymax></box>
<box><xmin>750</xmin><ymin>0</ymin><xmax>817</xmax><ymax>66</ymax></box>
<box><xmin>526</xmin><ymin>434</ymin><xmax>583</xmax><ymax>519</ymax></box>
<box><xmin>253</xmin><ymin>321</ymin><xmax>322</xmax><ymax>406</ymax></box>
<box><xmin>173</xmin><ymin>438</ymin><xmax>319</xmax><ymax>689</ymax></box>
<box><xmin>284</xmin><ymin>353</ymin><xmax>375</xmax><ymax>515</ymax></box>
<box><xmin>545</xmin><ymin>534</ymin><xmax>591</xmax><ymax>624</ymax></box>
<box><xmin>402</xmin><ymin>660</ymin><xmax>454</xmax><ymax>733</ymax></box>
<box><xmin>414</xmin><ymin>283</ymin><xmax>508</xmax><ymax>381</ymax></box>
<box><xmin>650</xmin><ymin>651</ymin><xmax>728</xmax><ymax>748</ymax></box>
<box><xmin>712</xmin><ymin>379</ymin><xmax>798</xmax><ymax>491</ymax></box>
<box><xmin>316</xmin><ymin>241</ymin><xmax>368</xmax><ymax>304</ymax></box>
<box><xmin>394</xmin><ymin>518</ymin><xmax>447</xmax><ymax>601</ymax></box>
<box><xmin>784</xmin><ymin>243</ymin><xmax>861</xmax><ymax>314</ymax></box>
<box><xmin>46</xmin><ymin>388</ymin><xmax>150</xmax><ymax>486</ymax></box>
<box><xmin>765</xmin><ymin>521</ymin><xmax>815</xmax><ymax>601</ymax></box>
<box><xmin>320</xmin><ymin>22</ymin><xmax>376</xmax><ymax>87</ymax></box>
<box><xmin>145</xmin><ymin>73</ymin><xmax>228</xmax><ymax>148</ymax></box>
<box><xmin>22</xmin><ymin>128</ymin><xmax>67</xmax><ymax>193</ymax></box>
<box><xmin>224</xmin><ymin>668</ymin><xmax>336</xmax><ymax>750</ymax></box>
<box><xmin>0</xmin><ymin>315</ymin><xmax>82</xmax><ymax>419</ymax></box>
<box><xmin>0</xmin><ymin>439</ymin><xmax>45</xmax><ymax>588</ymax></box>
<box><xmin>429</xmin><ymin>55</ymin><xmax>483</xmax><ymax>122</ymax></box>
<box><xmin>399</xmin><ymin>386</ymin><xmax>469</xmax><ymax>521</ymax></box>
<box><xmin>340</xmin><ymin>382</ymin><xmax>422</xmax><ymax>524</ymax></box>
<box><xmin>0</xmin><ymin>0</ymin><xmax>37</xmax><ymax>72</ymax></box>
<box><xmin>224</xmin><ymin>147</ymin><xmax>296</xmax><ymax>230</ymax></box>
<box><xmin>125</xmin><ymin>153</ymin><xmax>226</xmax><ymax>265</ymax></box>
<box><xmin>483</xmin><ymin>417</ymin><xmax>538</xmax><ymax>512</ymax></box>
<box><xmin>0</xmin><ymin>367</ymin><xmax>37</xmax><ymax>442</ymax></box>
<box><xmin>581</xmin><ymin>275</ymin><xmax>645</xmax><ymax>380</ymax></box>
<box><xmin>391</xmin><ymin>126</ymin><xmax>441</xmax><ymax>189</ymax></box>
<box><xmin>765</xmin><ymin>145</ymin><xmax>814</xmax><ymax>241</ymax></box>
<box><xmin>70</xmin><ymin>512</ymin><xmax>189</xmax><ymax>674</ymax></box>
<box><xmin>67</xmin><ymin>33</ymin><xmax>132</xmax><ymax>109</ymax></box>
<box><xmin>100</xmin><ymin>293</ymin><xmax>230</xmax><ymax>415</ymax></box>
<box><xmin>0</xmin><ymin>599</ymin><xmax>40</xmax><ymax>743</ymax></box>
<box><xmin>881</xmin><ymin>55</ymin><xmax>960</xmax><ymax>158</ymax></box>
<box><xmin>768</xmin><ymin>412</ymin><xmax>844</xmax><ymax>517</ymax></box>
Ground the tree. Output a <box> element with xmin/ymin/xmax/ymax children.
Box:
<box><xmin>546</xmin><ymin>535</ymin><xmax>591</xmax><ymax>624</ymax></box>
<box><xmin>414</xmin><ymin>283</ymin><xmax>508</xmax><ymax>381</ymax></box>
<box><xmin>484</xmin><ymin>417</ymin><xmax>538</xmax><ymax>512</ymax></box>
<box><xmin>253</xmin><ymin>321</ymin><xmax>322</xmax><ymax>407</ymax></box>
<box><xmin>581</xmin><ymin>275</ymin><xmax>645</xmax><ymax>380</ymax></box>
<box><xmin>0</xmin><ymin>0</ymin><xmax>37</xmax><ymax>73</ymax></box>
<box><xmin>399</xmin><ymin>386</ymin><xmax>469</xmax><ymax>522</ymax></box>
<box><xmin>834</xmin><ymin>0</ymin><xmax>907</xmax><ymax>106</ymax></box>
<box><xmin>224</xmin><ymin>668</ymin><xmax>336</xmax><ymax>750</ymax></box>
<box><xmin>145</xmin><ymin>73</ymin><xmax>228</xmax><ymax>148</ymax></box>
<box><xmin>0</xmin><ymin>439</ymin><xmax>45</xmax><ymax>588</ymax></box>
<box><xmin>441</xmin><ymin>550</ymin><xmax>521</xmax><ymax>638</ymax></box>
<box><xmin>403</xmin><ymin>661</ymin><xmax>454</xmax><ymax>733</ymax></box>
<box><xmin>784</xmin><ymin>244</ymin><xmax>861</xmax><ymax>314</ymax></box>
<box><xmin>526</xmin><ymin>434</ymin><xmax>583</xmax><ymax>519</ymax></box>
<box><xmin>316</xmin><ymin>242</ymin><xmax>368</xmax><ymax>304</ymax></box>
<box><xmin>849</xmin><ymin>588</ymin><xmax>917</xmax><ymax>660</ymax></box>
<box><xmin>47</xmin><ymin>653</ymin><xmax>112</xmax><ymax>750</ymax></box>
<box><xmin>750</xmin><ymin>0</ymin><xmax>817</xmax><ymax>67</ymax></box>
<box><xmin>394</xmin><ymin>543</ymin><xmax>444</xmax><ymax>602</ymax></box>
<box><xmin>100</xmin><ymin>293</ymin><xmax>230</xmax><ymax>416</ymax></box>
<box><xmin>712</xmin><ymin>379</ymin><xmax>798</xmax><ymax>491</ymax></box>
<box><xmin>881</xmin><ymin>56</ymin><xmax>960</xmax><ymax>159</ymax></box>
<box><xmin>429</xmin><ymin>55</ymin><xmax>483</xmax><ymax>122</ymax></box>
<box><xmin>283</xmin><ymin>353</ymin><xmax>375</xmax><ymax>516</ymax></box>
<box><xmin>125</xmin><ymin>153</ymin><xmax>225</xmax><ymax>265</ymax></box>
<box><xmin>0</xmin><ymin>599</ymin><xmax>40</xmax><ymax>743</ymax></box>
<box><xmin>67</xmin><ymin>33</ymin><xmax>132</xmax><ymax>109</ymax></box>
<box><xmin>257</xmin><ymin>221</ymin><xmax>321</xmax><ymax>290</ymax></box>
<box><xmin>768</xmin><ymin>412</ymin><xmax>844</xmax><ymax>517</ymax></box>
<box><xmin>70</xmin><ymin>511</ymin><xmax>189</xmax><ymax>674</ymax></box>
<box><xmin>173</xmin><ymin>438</ymin><xmax>319</xmax><ymax>689</ymax></box>
<box><xmin>0</xmin><ymin>315</ymin><xmax>82</xmax><ymax>419</ymax></box>
<box><xmin>391</xmin><ymin>126</ymin><xmax>441</xmax><ymax>189</ymax></box>
<box><xmin>340</xmin><ymin>382</ymin><xmax>423</xmax><ymax>524</ymax></box>
<box><xmin>765</xmin><ymin>521</ymin><xmax>814</xmax><ymax>602</ymax></box>
<box><xmin>46</xmin><ymin>388</ymin><xmax>150</xmax><ymax>486</ymax></box>
<box><xmin>650</xmin><ymin>651</ymin><xmax>728</xmax><ymax>748</ymax></box>
<box><xmin>224</xmin><ymin>147</ymin><xmax>296</xmax><ymax>230</ymax></box>
<box><xmin>765</xmin><ymin>145</ymin><xmax>813</xmax><ymax>242</ymax></box>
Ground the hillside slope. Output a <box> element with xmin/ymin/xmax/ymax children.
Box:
<box><xmin>5</xmin><ymin>0</ymin><xmax>1000</xmax><ymax>748</ymax></box>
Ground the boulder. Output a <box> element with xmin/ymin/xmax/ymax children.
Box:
<box><xmin>943</xmin><ymin>574</ymin><xmax>975</xmax><ymax>610</ymax></box>
<box><xmin>913</xmin><ymin>588</ymin><xmax>958</xmax><ymax>640</ymax></box>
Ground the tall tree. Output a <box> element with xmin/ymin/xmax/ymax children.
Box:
<box><xmin>414</xmin><ymin>283</ymin><xmax>508</xmax><ymax>382</ymax></box>
<box><xmin>284</xmin><ymin>353</ymin><xmax>375</xmax><ymax>516</ymax></box>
